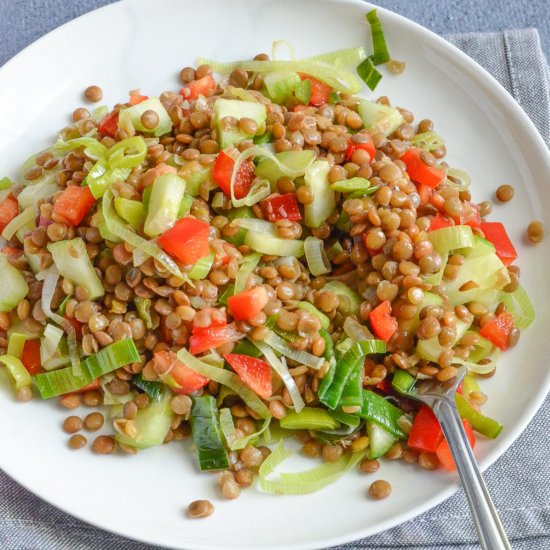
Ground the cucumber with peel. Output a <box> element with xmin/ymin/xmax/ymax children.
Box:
<box><xmin>0</xmin><ymin>253</ymin><xmax>29</xmax><ymax>312</ymax></box>
<box><xmin>357</xmin><ymin>99</ymin><xmax>404</xmax><ymax>136</ymax></box>
<box><xmin>304</xmin><ymin>159</ymin><xmax>335</xmax><ymax>228</ymax></box>
<box><xmin>367</xmin><ymin>421</ymin><xmax>398</xmax><ymax>459</ymax></box>
<box><xmin>213</xmin><ymin>98</ymin><xmax>266</xmax><ymax>148</ymax></box>
<box><xmin>47</xmin><ymin>238</ymin><xmax>104</xmax><ymax>300</ymax></box>
<box><xmin>144</xmin><ymin>173</ymin><xmax>186</xmax><ymax>237</ymax></box>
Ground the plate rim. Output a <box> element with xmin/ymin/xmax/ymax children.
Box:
<box><xmin>0</xmin><ymin>0</ymin><xmax>549</xmax><ymax>548</ymax></box>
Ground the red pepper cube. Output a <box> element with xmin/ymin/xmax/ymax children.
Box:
<box><xmin>368</xmin><ymin>300</ymin><xmax>398</xmax><ymax>342</ymax></box>
<box><xmin>21</xmin><ymin>339</ymin><xmax>42</xmax><ymax>375</ymax></box>
<box><xmin>479</xmin><ymin>222</ymin><xmax>517</xmax><ymax>266</ymax></box>
<box><xmin>52</xmin><ymin>185</ymin><xmax>95</xmax><ymax>226</ymax></box>
<box><xmin>345</xmin><ymin>135</ymin><xmax>376</xmax><ymax>164</ymax></box>
<box><xmin>228</xmin><ymin>286</ymin><xmax>269</xmax><ymax>321</ymax></box>
<box><xmin>407</xmin><ymin>405</ymin><xmax>443</xmax><ymax>453</ymax></box>
<box><xmin>179</xmin><ymin>75</ymin><xmax>217</xmax><ymax>101</ymax></box>
<box><xmin>157</xmin><ymin>217</ymin><xmax>210</xmax><ymax>265</ymax></box>
<box><xmin>98</xmin><ymin>110</ymin><xmax>119</xmax><ymax>138</ymax></box>
<box><xmin>153</xmin><ymin>350</ymin><xmax>209</xmax><ymax>394</ymax></box>
<box><xmin>401</xmin><ymin>148</ymin><xmax>446</xmax><ymax>188</ymax></box>
<box><xmin>260</xmin><ymin>193</ymin><xmax>302</xmax><ymax>222</ymax></box>
<box><xmin>189</xmin><ymin>324</ymin><xmax>245</xmax><ymax>355</ymax></box>
<box><xmin>428</xmin><ymin>213</ymin><xmax>453</xmax><ymax>232</ymax></box>
<box><xmin>436</xmin><ymin>419</ymin><xmax>475</xmax><ymax>471</ymax></box>
<box><xmin>212</xmin><ymin>150</ymin><xmax>255</xmax><ymax>200</ymax></box>
<box><xmin>479</xmin><ymin>312</ymin><xmax>515</xmax><ymax>350</ymax></box>
<box><xmin>0</xmin><ymin>194</ymin><xmax>20</xmax><ymax>233</ymax></box>
<box><xmin>297</xmin><ymin>73</ymin><xmax>332</xmax><ymax>106</ymax></box>
<box><xmin>224</xmin><ymin>354</ymin><xmax>272</xmax><ymax>399</ymax></box>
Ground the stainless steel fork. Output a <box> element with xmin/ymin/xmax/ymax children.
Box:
<box><xmin>401</xmin><ymin>366</ymin><xmax>511</xmax><ymax>550</ymax></box>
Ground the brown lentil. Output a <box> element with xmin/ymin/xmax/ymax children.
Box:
<box><xmin>84</xmin><ymin>85</ymin><xmax>103</xmax><ymax>102</ymax></box>
<box><xmin>187</xmin><ymin>500</ymin><xmax>214</xmax><ymax>519</ymax></box>
<box><xmin>527</xmin><ymin>220</ymin><xmax>544</xmax><ymax>243</ymax></box>
<box><xmin>368</xmin><ymin>480</ymin><xmax>392</xmax><ymax>500</ymax></box>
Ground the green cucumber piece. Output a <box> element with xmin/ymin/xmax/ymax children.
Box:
<box><xmin>118</xmin><ymin>97</ymin><xmax>173</xmax><ymax>137</ymax></box>
<box><xmin>114</xmin><ymin>197</ymin><xmax>146</xmax><ymax>228</ymax></box>
<box><xmin>264</xmin><ymin>72</ymin><xmax>301</xmax><ymax>104</ymax></box>
<box><xmin>416</xmin><ymin>318</ymin><xmax>471</xmax><ymax>362</ymax></box>
<box><xmin>323</xmin><ymin>281</ymin><xmax>361</xmax><ymax>315</ymax></box>
<box><xmin>0</xmin><ymin>253</ymin><xmax>29</xmax><ymax>312</ymax></box>
<box><xmin>357</xmin><ymin>99</ymin><xmax>404</xmax><ymax>137</ymax></box>
<box><xmin>116</xmin><ymin>392</ymin><xmax>173</xmax><ymax>449</ymax></box>
<box><xmin>180</xmin><ymin>165</ymin><xmax>212</xmax><ymax>197</ymax></box>
<box><xmin>367</xmin><ymin>421</ymin><xmax>398</xmax><ymax>459</ymax></box>
<box><xmin>144</xmin><ymin>173</ymin><xmax>186</xmax><ymax>237</ymax></box>
<box><xmin>304</xmin><ymin>160</ymin><xmax>336</xmax><ymax>228</ymax></box>
<box><xmin>213</xmin><ymin>98</ymin><xmax>266</xmax><ymax>148</ymax></box>
<box><xmin>47</xmin><ymin>238</ymin><xmax>104</xmax><ymax>300</ymax></box>
<box><xmin>244</xmin><ymin>229</ymin><xmax>305</xmax><ymax>257</ymax></box>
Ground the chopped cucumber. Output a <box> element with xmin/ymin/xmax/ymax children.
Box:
<box><xmin>244</xmin><ymin>228</ymin><xmax>305</xmax><ymax>257</ymax></box>
<box><xmin>445</xmin><ymin>251</ymin><xmax>510</xmax><ymax>306</ymax></box>
<box><xmin>17</xmin><ymin>179</ymin><xmax>58</xmax><ymax>210</ymax></box>
<box><xmin>323</xmin><ymin>281</ymin><xmax>361</xmax><ymax>315</ymax></box>
<box><xmin>24</xmin><ymin>252</ymin><xmax>42</xmax><ymax>275</ymax></box>
<box><xmin>144</xmin><ymin>173</ymin><xmax>186</xmax><ymax>237</ymax></box>
<box><xmin>357</xmin><ymin>99</ymin><xmax>404</xmax><ymax>137</ymax></box>
<box><xmin>400</xmin><ymin>292</ymin><xmax>443</xmax><ymax>332</ymax></box>
<box><xmin>0</xmin><ymin>253</ymin><xmax>29</xmax><ymax>312</ymax></box>
<box><xmin>304</xmin><ymin>160</ymin><xmax>335</xmax><ymax>228</ymax></box>
<box><xmin>118</xmin><ymin>97</ymin><xmax>173</xmax><ymax>137</ymax></box>
<box><xmin>225</xmin><ymin>206</ymin><xmax>254</xmax><ymax>246</ymax></box>
<box><xmin>180</xmin><ymin>165</ymin><xmax>212</xmax><ymax>197</ymax></box>
<box><xmin>114</xmin><ymin>197</ymin><xmax>146</xmax><ymax>228</ymax></box>
<box><xmin>213</xmin><ymin>98</ymin><xmax>266</xmax><ymax>148</ymax></box>
<box><xmin>264</xmin><ymin>72</ymin><xmax>301</xmax><ymax>104</ymax></box>
<box><xmin>116</xmin><ymin>391</ymin><xmax>174</xmax><ymax>449</ymax></box>
<box><xmin>47</xmin><ymin>238</ymin><xmax>104</xmax><ymax>300</ymax></box>
<box><xmin>367</xmin><ymin>421</ymin><xmax>398</xmax><ymax>459</ymax></box>
<box><xmin>416</xmin><ymin>318</ymin><xmax>471</xmax><ymax>362</ymax></box>
<box><xmin>254</xmin><ymin>150</ymin><xmax>315</xmax><ymax>186</ymax></box>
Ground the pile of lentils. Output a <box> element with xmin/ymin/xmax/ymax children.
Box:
<box><xmin>1</xmin><ymin>53</ymin><xmax>543</xmax><ymax>519</ymax></box>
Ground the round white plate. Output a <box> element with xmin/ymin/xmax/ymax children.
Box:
<box><xmin>0</xmin><ymin>0</ymin><xmax>549</xmax><ymax>548</ymax></box>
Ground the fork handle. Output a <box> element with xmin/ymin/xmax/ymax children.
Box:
<box><xmin>434</xmin><ymin>399</ymin><xmax>511</xmax><ymax>550</ymax></box>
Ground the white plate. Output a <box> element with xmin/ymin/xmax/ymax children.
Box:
<box><xmin>0</xmin><ymin>0</ymin><xmax>549</xmax><ymax>548</ymax></box>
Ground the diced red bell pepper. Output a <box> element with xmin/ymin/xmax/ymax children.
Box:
<box><xmin>224</xmin><ymin>353</ymin><xmax>272</xmax><ymax>399</ymax></box>
<box><xmin>153</xmin><ymin>350</ymin><xmax>209</xmax><ymax>394</ymax></box>
<box><xmin>416</xmin><ymin>182</ymin><xmax>433</xmax><ymax>206</ymax></box>
<box><xmin>401</xmin><ymin>148</ymin><xmax>446</xmax><ymax>188</ymax></box>
<box><xmin>98</xmin><ymin>111</ymin><xmax>119</xmax><ymax>138</ymax></box>
<box><xmin>460</xmin><ymin>202</ymin><xmax>481</xmax><ymax>228</ymax></box>
<box><xmin>374</xmin><ymin>378</ymin><xmax>392</xmax><ymax>394</ymax></box>
<box><xmin>52</xmin><ymin>185</ymin><xmax>95</xmax><ymax>226</ymax></box>
<box><xmin>479</xmin><ymin>222</ymin><xmax>517</xmax><ymax>266</ymax></box>
<box><xmin>369</xmin><ymin>300</ymin><xmax>398</xmax><ymax>342</ymax></box>
<box><xmin>298</xmin><ymin>73</ymin><xmax>332</xmax><ymax>106</ymax></box>
<box><xmin>2</xmin><ymin>246</ymin><xmax>22</xmax><ymax>255</ymax></box>
<box><xmin>260</xmin><ymin>193</ymin><xmax>302</xmax><ymax>222</ymax></box>
<box><xmin>65</xmin><ymin>316</ymin><xmax>83</xmax><ymax>337</ymax></box>
<box><xmin>345</xmin><ymin>135</ymin><xmax>376</xmax><ymax>163</ymax></box>
<box><xmin>408</xmin><ymin>405</ymin><xmax>444</xmax><ymax>453</ymax></box>
<box><xmin>129</xmin><ymin>93</ymin><xmax>149</xmax><ymax>105</ymax></box>
<box><xmin>66</xmin><ymin>378</ymin><xmax>101</xmax><ymax>395</ymax></box>
<box><xmin>479</xmin><ymin>312</ymin><xmax>515</xmax><ymax>351</ymax></box>
<box><xmin>429</xmin><ymin>213</ymin><xmax>453</xmax><ymax>232</ymax></box>
<box><xmin>436</xmin><ymin>419</ymin><xmax>475</xmax><ymax>471</ymax></box>
<box><xmin>157</xmin><ymin>216</ymin><xmax>210</xmax><ymax>265</ymax></box>
<box><xmin>179</xmin><ymin>74</ymin><xmax>217</xmax><ymax>101</ymax></box>
<box><xmin>21</xmin><ymin>339</ymin><xmax>42</xmax><ymax>375</ymax></box>
<box><xmin>189</xmin><ymin>323</ymin><xmax>245</xmax><ymax>355</ymax></box>
<box><xmin>0</xmin><ymin>194</ymin><xmax>20</xmax><ymax>234</ymax></box>
<box><xmin>227</xmin><ymin>286</ymin><xmax>269</xmax><ymax>321</ymax></box>
<box><xmin>212</xmin><ymin>150</ymin><xmax>255</xmax><ymax>200</ymax></box>
<box><xmin>192</xmin><ymin>307</ymin><xmax>228</xmax><ymax>332</ymax></box>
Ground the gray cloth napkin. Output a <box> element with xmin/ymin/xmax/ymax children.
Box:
<box><xmin>1</xmin><ymin>26</ymin><xmax>549</xmax><ymax>550</ymax></box>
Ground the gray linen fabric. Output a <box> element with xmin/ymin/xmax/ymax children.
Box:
<box><xmin>0</xmin><ymin>12</ymin><xmax>549</xmax><ymax>550</ymax></box>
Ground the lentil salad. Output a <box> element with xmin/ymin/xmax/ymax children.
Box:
<box><xmin>0</xmin><ymin>10</ymin><xmax>538</xmax><ymax>514</ymax></box>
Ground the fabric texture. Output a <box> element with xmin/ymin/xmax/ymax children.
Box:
<box><xmin>0</xmin><ymin>9</ymin><xmax>549</xmax><ymax>550</ymax></box>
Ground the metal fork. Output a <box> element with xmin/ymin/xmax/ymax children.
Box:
<box><xmin>399</xmin><ymin>366</ymin><xmax>511</xmax><ymax>550</ymax></box>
